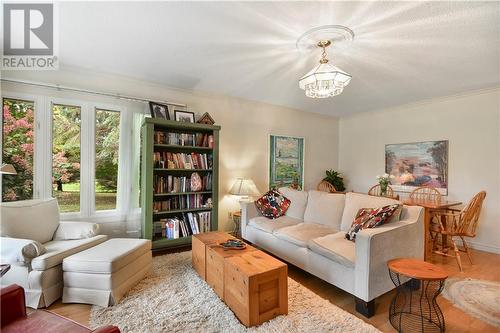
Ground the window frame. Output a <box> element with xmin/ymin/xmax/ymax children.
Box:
<box><xmin>1</xmin><ymin>91</ymin><xmax>135</xmax><ymax>223</ymax></box>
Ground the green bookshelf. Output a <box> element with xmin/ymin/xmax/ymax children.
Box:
<box><xmin>141</xmin><ymin>118</ymin><xmax>220</xmax><ymax>250</ymax></box>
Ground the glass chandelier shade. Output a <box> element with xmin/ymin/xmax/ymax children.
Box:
<box><xmin>299</xmin><ymin>41</ymin><xmax>351</xmax><ymax>98</ymax></box>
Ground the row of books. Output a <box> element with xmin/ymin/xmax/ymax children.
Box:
<box><xmin>153</xmin><ymin>174</ymin><xmax>212</xmax><ymax>194</ymax></box>
<box><xmin>153</xmin><ymin>152</ymin><xmax>212</xmax><ymax>170</ymax></box>
<box><xmin>153</xmin><ymin>212</ymin><xmax>211</xmax><ymax>238</ymax></box>
<box><xmin>153</xmin><ymin>194</ymin><xmax>212</xmax><ymax>212</ymax></box>
<box><xmin>154</xmin><ymin>131</ymin><xmax>214</xmax><ymax>148</ymax></box>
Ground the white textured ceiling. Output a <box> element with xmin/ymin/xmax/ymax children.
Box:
<box><xmin>53</xmin><ymin>1</ymin><xmax>500</xmax><ymax>115</ymax></box>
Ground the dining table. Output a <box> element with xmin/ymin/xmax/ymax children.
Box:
<box><xmin>403</xmin><ymin>198</ymin><xmax>462</xmax><ymax>261</ymax></box>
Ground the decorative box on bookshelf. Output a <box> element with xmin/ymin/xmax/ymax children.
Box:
<box><xmin>141</xmin><ymin>118</ymin><xmax>220</xmax><ymax>250</ymax></box>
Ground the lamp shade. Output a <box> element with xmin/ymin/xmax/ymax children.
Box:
<box><xmin>229</xmin><ymin>178</ymin><xmax>259</xmax><ymax>197</ymax></box>
<box><xmin>0</xmin><ymin>164</ymin><xmax>17</xmax><ymax>175</ymax></box>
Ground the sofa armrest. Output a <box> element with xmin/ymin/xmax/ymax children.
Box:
<box><xmin>53</xmin><ymin>221</ymin><xmax>100</xmax><ymax>240</ymax></box>
<box><xmin>1</xmin><ymin>284</ymin><xmax>27</xmax><ymax>327</ymax></box>
<box><xmin>354</xmin><ymin>206</ymin><xmax>424</xmax><ymax>301</ymax></box>
<box><xmin>0</xmin><ymin>237</ymin><xmax>46</xmax><ymax>265</ymax></box>
<box><xmin>93</xmin><ymin>326</ymin><xmax>121</xmax><ymax>333</ymax></box>
<box><xmin>240</xmin><ymin>201</ymin><xmax>262</xmax><ymax>238</ymax></box>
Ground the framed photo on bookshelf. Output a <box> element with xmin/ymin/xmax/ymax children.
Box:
<box><xmin>174</xmin><ymin>110</ymin><xmax>195</xmax><ymax>123</ymax></box>
<box><xmin>269</xmin><ymin>135</ymin><xmax>304</xmax><ymax>190</ymax></box>
<box><xmin>149</xmin><ymin>102</ymin><xmax>170</xmax><ymax>120</ymax></box>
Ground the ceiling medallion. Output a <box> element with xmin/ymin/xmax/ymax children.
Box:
<box><xmin>297</xmin><ymin>25</ymin><xmax>354</xmax><ymax>99</ymax></box>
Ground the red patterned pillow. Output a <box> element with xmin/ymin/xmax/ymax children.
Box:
<box><xmin>255</xmin><ymin>189</ymin><xmax>291</xmax><ymax>219</ymax></box>
<box><xmin>345</xmin><ymin>204</ymin><xmax>402</xmax><ymax>242</ymax></box>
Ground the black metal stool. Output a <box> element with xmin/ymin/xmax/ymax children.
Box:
<box><xmin>388</xmin><ymin>258</ymin><xmax>448</xmax><ymax>333</ymax></box>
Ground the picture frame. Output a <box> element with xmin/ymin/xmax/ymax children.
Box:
<box><xmin>385</xmin><ymin>140</ymin><xmax>449</xmax><ymax>195</ymax></box>
<box><xmin>174</xmin><ymin>110</ymin><xmax>195</xmax><ymax>123</ymax></box>
<box><xmin>269</xmin><ymin>135</ymin><xmax>305</xmax><ymax>190</ymax></box>
<box><xmin>149</xmin><ymin>102</ymin><xmax>170</xmax><ymax>120</ymax></box>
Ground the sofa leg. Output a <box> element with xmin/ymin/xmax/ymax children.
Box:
<box><xmin>354</xmin><ymin>297</ymin><xmax>375</xmax><ymax>318</ymax></box>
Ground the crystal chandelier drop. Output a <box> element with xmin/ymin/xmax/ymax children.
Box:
<box><xmin>299</xmin><ymin>40</ymin><xmax>351</xmax><ymax>98</ymax></box>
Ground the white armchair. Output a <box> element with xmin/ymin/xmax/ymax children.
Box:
<box><xmin>0</xmin><ymin>198</ymin><xmax>107</xmax><ymax>308</ymax></box>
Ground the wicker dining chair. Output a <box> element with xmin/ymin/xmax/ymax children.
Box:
<box><xmin>317</xmin><ymin>180</ymin><xmax>336</xmax><ymax>193</ymax></box>
<box><xmin>367</xmin><ymin>184</ymin><xmax>399</xmax><ymax>199</ymax></box>
<box><xmin>431</xmin><ymin>191</ymin><xmax>487</xmax><ymax>271</ymax></box>
<box><xmin>409</xmin><ymin>186</ymin><xmax>442</xmax><ymax>203</ymax></box>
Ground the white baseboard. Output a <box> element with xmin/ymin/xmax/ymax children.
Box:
<box><xmin>455</xmin><ymin>239</ymin><xmax>500</xmax><ymax>254</ymax></box>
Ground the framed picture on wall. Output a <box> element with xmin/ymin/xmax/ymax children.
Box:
<box><xmin>269</xmin><ymin>135</ymin><xmax>305</xmax><ymax>190</ymax></box>
<box><xmin>149</xmin><ymin>102</ymin><xmax>170</xmax><ymax>120</ymax></box>
<box><xmin>385</xmin><ymin>140</ymin><xmax>448</xmax><ymax>194</ymax></box>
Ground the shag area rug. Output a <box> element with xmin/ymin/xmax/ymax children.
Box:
<box><xmin>442</xmin><ymin>277</ymin><xmax>500</xmax><ymax>327</ymax></box>
<box><xmin>90</xmin><ymin>251</ymin><xmax>380</xmax><ymax>333</ymax></box>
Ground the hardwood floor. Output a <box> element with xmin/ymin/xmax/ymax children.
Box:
<box><xmin>48</xmin><ymin>248</ymin><xmax>500</xmax><ymax>332</ymax></box>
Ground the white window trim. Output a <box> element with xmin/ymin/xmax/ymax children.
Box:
<box><xmin>1</xmin><ymin>90</ymin><xmax>139</xmax><ymax>224</ymax></box>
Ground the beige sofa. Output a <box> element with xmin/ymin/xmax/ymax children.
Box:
<box><xmin>241</xmin><ymin>189</ymin><xmax>424</xmax><ymax>317</ymax></box>
<box><xmin>0</xmin><ymin>198</ymin><xmax>107</xmax><ymax>308</ymax></box>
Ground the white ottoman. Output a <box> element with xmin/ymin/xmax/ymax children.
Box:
<box><xmin>62</xmin><ymin>238</ymin><xmax>152</xmax><ymax>307</ymax></box>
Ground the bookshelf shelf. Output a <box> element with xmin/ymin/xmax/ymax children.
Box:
<box><xmin>141</xmin><ymin>117</ymin><xmax>220</xmax><ymax>251</ymax></box>
<box><xmin>153</xmin><ymin>168</ymin><xmax>212</xmax><ymax>172</ymax></box>
<box><xmin>154</xmin><ymin>191</ymin><xmax>212</xmax><ymax>197</ymax></box>
<box><xmin>153</xmin><ymin>207</ymin><xmax>213</xmax><ymax>215</ymax></box>
<box><xmin>154</xmin><ymin>144</ymin><xmax>213</xmax><ymax>151</ymax></box>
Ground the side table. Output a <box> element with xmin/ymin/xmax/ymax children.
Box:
<box><xmin>387</xmin><ymin>258</ymin><xmax>448</xmax><ymax>333</ymax></box>
<box><xmin>231</xmin><ymin>211</ymin><xmax>242</xmax><ymax>238</ymax></box>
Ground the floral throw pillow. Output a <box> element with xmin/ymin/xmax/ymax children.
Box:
<box><xmin>345</xmin><ymin>204</ymin><xmax>402</xmax><ymax>242</ymax></box>
<box><xmin>255</xmin><ymin>189</ymin><xmax>291</xmax><ymax>219</ymax></box>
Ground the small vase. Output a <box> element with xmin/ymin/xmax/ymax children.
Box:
<box><xmin>380</xmin><ymin>182</ymin><xmax>388</xmax><ymax>196</ymax></box>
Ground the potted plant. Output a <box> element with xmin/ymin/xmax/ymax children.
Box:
<box><xmin>323</xmin><ymin>169</ymin><xmax>345</xmax><ymax>192</ymax></box>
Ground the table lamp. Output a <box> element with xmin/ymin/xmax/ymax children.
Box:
<box><xmin>229</xmin><ymin>178</ymin><xmax>260</xmax><ymax>202</ymax></box>
<box><xmin>0</xmin><ymin>164</ymin><xmax>17</xmax><ymax>175</ymax></box>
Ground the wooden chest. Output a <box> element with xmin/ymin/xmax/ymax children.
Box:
<box><xmin>224</xmin><ymin>250</ymin><xmax>288</xmax><ymax>327</ymax></box>
<box><xmin>191</xmin><ymin>231</ymin><xmax>288</xmax><ymax>327</ymax></box>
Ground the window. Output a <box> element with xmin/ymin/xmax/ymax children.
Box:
<box><xmin>52</xmin><ymin>104</ymin><xmax>81</xmax><ymax>213</ymax></box>
<box><xmin>95</xmin><ymin>108</ymin><xmax>120</xmax><ymax>210</ymax></box>
<box><xmin>2</xmin><ymin>98</ymin><xmax>35</xmax><ymax>201</ymax></box>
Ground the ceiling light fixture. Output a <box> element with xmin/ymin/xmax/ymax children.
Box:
<box><xmin>297</xmin><ymin>25</ymin><xmax>354</xmax><ymax>99</ymax></box>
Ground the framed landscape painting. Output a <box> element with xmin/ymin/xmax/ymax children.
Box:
<box><xmin>269</xmin><ymin>135</ymin><xmax>304</xmax><ymax>190</ymax></box>
<box><xmin>385</xmin><ymin>140</ymin><xmax>448</xmax><ymax>194</ymax></box>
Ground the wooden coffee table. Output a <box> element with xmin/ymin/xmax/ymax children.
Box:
<box><xmin>192</xmin><ymin>231</ymin><xmax>288</xmax><ymax>327</ymax></box>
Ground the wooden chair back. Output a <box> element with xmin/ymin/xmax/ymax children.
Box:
<box><xmin>409</xmin><ymin>186</ymin><xmax>442</xmax><ymax>203</ymax></box>
<box><xmin>457</xmin><ymin>191</ymin><xmax>486</xmax><ymax>237</ymax></box>
<box><xmin>317</xmin><ymin>181</ymin><xmax>336</xmax><ymax>193</ymax></box>
<box><xmin>368</xmin><ymin>184</ymin><xmax>399</xmax><ymax>199</ymax></box>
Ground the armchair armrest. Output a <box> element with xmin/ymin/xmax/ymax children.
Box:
<box><xmin>53</xmin><ymin>221</ymin><xmax>100</xmax><ymax>240</ymax></box>
<box><xmin>240</xmin><ymin>201</ymin><xmax>262</xmax><ymax>238</ymax></box>
<box><xmin>1</xmin><ymin>284</ymin><xmax>27</xmax><ymax>327</ymax></box>
<box><xmin>0</xmin><ymin>237</ymin><xmax>46</xmax><ymax>265</ymax></box>
<box><xmin>354</xmin><ymin>206</ymin><xmax>424</xmax><ymax>301</ymax></box>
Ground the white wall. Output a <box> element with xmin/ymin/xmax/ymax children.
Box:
<box><xmin>339</xmin><ymin>88</ymin><xmax>500</xmax><ymax>253</ymax></box>
<box><xmin>2</xmin><ymin>67</ymin><xmax>339</xmax><ymax>232</ymax></box>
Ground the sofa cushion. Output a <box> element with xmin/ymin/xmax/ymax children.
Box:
<box><xmin>274</xmin><ymin>223</ymin><xmax>336</xmax><ymax>247</ymax></box>
<box><xmin>303</xmin><ymin>190</ymin><xmax>345</xmax><ymax>229</ymax></box>
<box><xmin>255</xmin><ymin>189</ymin><xmax>291</xmax><ymax>219</ymax></box>
<box><xmin>308</xmin><ymin>233</ymin><xmax>355</xmax><ymax>268</ymax></box>
<box><xmin>31</xmin><ymin>235</ymin><xmax>107</xmax><ymax>271</ymax></box>
<box><xmin>248</xmin><ymin>216</ymin><xmax>301</xmax><ymax>234</ymax></box>
<box><xmin>278</xmin><ymin>187</ymin><xmax>308</xmax><ymax>220</ymax></box>
<box><xmin>340</xmin><ymin>192</ymin><xmax>401</xmax><ymax>231</ymax></box>
<box><xmin>63</xmin><ymin>238</ymin><xmax>151</xmax><ymax>274</ymax></box>
<box><xmin>0</xmin><ymin>198</ymin><xmax>60</xmax><ymax>244</ymax></box>
<box><xmin>345</xmin><ymin>204</ymin><xmax>402</xmax><ymax>242</ymax></box>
